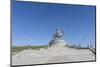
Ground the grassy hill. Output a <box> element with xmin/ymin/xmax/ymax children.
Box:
<box><xmin>12</xmin><ymin>46</ymin><xmax>48</xmax><ymax>53</ymax></box>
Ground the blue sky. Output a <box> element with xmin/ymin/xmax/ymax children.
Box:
<box><xmin>12</xmin><ymin>1</ymin><xmax>96</xmax><ymax>47</ymax></box>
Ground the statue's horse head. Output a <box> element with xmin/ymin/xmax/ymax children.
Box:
<box><xmin>57</xmin><ymin>32</ymin><xmax>63</xmax><ymax>37</ymax></box>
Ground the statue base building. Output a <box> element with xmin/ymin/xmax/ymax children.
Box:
<box><xmin>49</xmin><ymin>38</ymin><xmax>66</xmax><ymax>47</ymax></box>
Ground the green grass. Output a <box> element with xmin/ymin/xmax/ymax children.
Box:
<box><xmin>12</xmin><ymin>46</ymin><xmax>48</xmax><ymax>53</ymax></box>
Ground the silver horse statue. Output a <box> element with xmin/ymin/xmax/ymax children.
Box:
<box><xmin>53</xmin><ymin>28</ymin><xmax>64</xmax><ymax>39</ymax></box>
